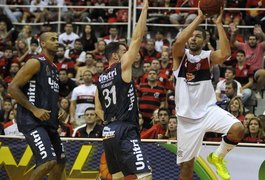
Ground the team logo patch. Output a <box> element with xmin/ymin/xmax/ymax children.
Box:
<box><xmin>177</xmin><ymin>149</ymin><xmax>184</xmax><ymax>158</ymax></box>
<box><xmin>154</xmin><ymin>92</ymin><xmax>160</xmax><ymax>98</ymax></box>
<box><xmin>186</xmin><ymin>73</ymin><xmax>195</xmax><ymax>81</ymax></box>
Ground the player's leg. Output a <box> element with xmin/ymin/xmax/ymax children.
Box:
<box><xmin>102</xmin><ymin>124</ymin><xmax>125</xmax><ymax>180</ymax></box>
<box><xmin>119</xmin><ymin>126</ymin><xmax>152</xmax><ymax>180</ymax></box>
<box><xmin>177</xmin><ymin>117</ymin><xmax>206</xmax><ymax>180</ymax></box>
<box><xmin>23</xmin><ymin>127</ymin><xmax>58</xmax><ymax>180</ymax></box>
<box><xmin>205</xmin><ymin>106</ymin><xmax>244</xmax><ymax>179</ymax></box>
<box><xmin>47</xmin><ymin>129</ymin><xmax>66</xmax><ymax>180</ymax></box>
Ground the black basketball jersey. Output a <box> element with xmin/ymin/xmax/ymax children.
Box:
<box><xmin>97</xmin><ymin>63</ymin><xmax>139</xmax><ymax>127</ymax></box>
<box><xmin>17</xmin><ymin>54</ymin><xmax>60</xmax><ymax>132</ymax></box>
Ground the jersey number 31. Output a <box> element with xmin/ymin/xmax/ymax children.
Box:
<box><xmin>103</xmin><ymin>85</ymin><xmax>117</xmax><ymax>108</ymax></box>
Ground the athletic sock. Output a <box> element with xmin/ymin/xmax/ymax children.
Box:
<box><xmin>214</xmin><ymin>135</ymin><xmax>238</xmax><ymax>158</ymax></box>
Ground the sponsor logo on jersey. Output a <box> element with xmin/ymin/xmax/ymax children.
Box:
<box><xmin>28</xmin><ymin>80</ymin><xmax>36</xmax><ymax>105</ymax></box>
<box><xmin>185</xmin><ymin>72</ymin><xmax>195</xmax><ymax>81</ymax></box>
<box><xmin>48</xmin><ymin>77</ymin><xmax>59</xmax><ymax>93</ymax></box>
<box><xmin>30</xmin><ymin>130</ymin><xmax>49</xmax><ymax>159</ymax></box>
<box><xmin>131</xmin><ymin>139</ymin><xmax>145</xmax><ymax>171</ymax></box>
<box><xmin>128</xmin><ymin>84</ymin><xmax>135</xmax><ymax>111</ymax></box>
<box><xmin>102</xmin><ymin>127</ymin><xmax>115</xmax><ymax>139</ymax></box>
<box><xmin>99</xmin><ymin>68</ymin><xmax>117</xmax><ymax>83</ymax></box>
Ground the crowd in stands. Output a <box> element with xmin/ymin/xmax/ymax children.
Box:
<box><xmin>0</xmin><ymin>0</ymin><xmax>265</xmax><ymax>143</ymax></box>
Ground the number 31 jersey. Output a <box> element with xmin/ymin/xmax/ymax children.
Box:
<box><xmin>97</xmin><ymin>63</ymin><xmax>139</xmax><ymax>126</ymax></box>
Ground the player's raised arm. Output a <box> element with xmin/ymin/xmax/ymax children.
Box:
<box><xmin>121</xmin><ymin>0</ymin><xmax>148</xmax><ymax>80</ymax></box>
<box><xmin>172</xmin><ymin>4</ymin><xmax>205</xmax><ymax>70</ymax></box>
<box><xmin>210</xmin><ymin>8</ymin><xmax>231</xmax><ymax>65</ymax></box>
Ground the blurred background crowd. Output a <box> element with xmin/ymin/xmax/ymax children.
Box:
<box><xmin>0</xmin><ymin>0</ymin><xmax>265</xmax><ymax>143</ymax></box>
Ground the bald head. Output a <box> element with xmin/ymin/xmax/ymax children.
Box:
<box><xmin>40</xmin><ymin>32</ymin><xmax>58</xmax><ymax>48</ymax></box>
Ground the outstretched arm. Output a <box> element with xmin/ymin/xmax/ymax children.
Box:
<box><xmin>210</xmin><ymin>8</ymin><xmax>231</xmax><ymax>64</ymax></box>
<box><xmin>121</xmin><ymin>0</ymin><xmax>148</xmax><ymax>83</ymax></box>
<box><xmin>172</xmin><ymin>4</ymin><xmax>205</xmax><ymax>70</ymax></box>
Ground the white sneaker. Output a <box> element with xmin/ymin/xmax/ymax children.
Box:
<box><xmin>255</xmin><ymin>91</ymin><xmax>262</xmax><ymax>99</ymax></box>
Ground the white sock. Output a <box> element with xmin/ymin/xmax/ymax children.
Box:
<box><xmin>214</xmin><ymin>136</ymin><xmax>236</xmax><ymax>158</ymax></box>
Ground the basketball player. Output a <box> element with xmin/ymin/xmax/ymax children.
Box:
<box><xmin>172</xmin><ymin>6</ymin><xmax>244</xmax><ymax>180</ymax></box>
<box><xmin>95</xmin><ymin>0</ymin><xmax>152</xmax><ymax>179</ymax></box>
<box><xmin>8</xmin><ymin>32</ymin><xmax>66</xmax><ymax>180</ymax></box>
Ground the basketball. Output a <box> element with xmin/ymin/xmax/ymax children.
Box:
<box><xmin>200</xmin><ymin>0</ymin><xmax>224</xmax><ymax>17</ymax></box>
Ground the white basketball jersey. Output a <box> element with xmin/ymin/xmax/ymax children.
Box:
<box><xmin>173</xmin><ymin>49</ymin><xmax>217</xmax><ymax>119</ymax></box>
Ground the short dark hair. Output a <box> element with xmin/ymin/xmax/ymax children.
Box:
<box><xmin>105</xmin><ymin>42</ymin><xmax>124</xmax><ymax>60</ymax></box>
<box><xmin>158</xmin><ymin>108</ymin><xmax>170</xmax><ymax>116</ymax></box>
<box><xmin>226</xmin><ymin>80</ymin><xmax>238</xmax><ymax>91</ymax></box>
<box><xmin>225</xmin><ymin>66</ymin><xmax>236</xmax><ymax>75</ymax></box>
<box><xmin>85</xmin><ymin>107</ymin><xmax>95</xmax><ymax>112</ymax></box>
<box><xmin>237</xmin><ymin>50</ymin><xmax>245</xmax><ymax>56</ymax></box>
<box><xmin>195</xmin><ymin>27</ymin><xmax>206</xmax><ymax>40</ymax></box>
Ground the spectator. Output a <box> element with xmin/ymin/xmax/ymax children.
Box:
<box><xmin>54</xmin><ymin>44</ymin><xmax>75</xmax><ymax>75</ymax></box>
<box><xmin>59</xmin><ymin>23</ymin><xmax>79</xmax><ymax>49</ymax></box>
<box><xmin>141</xmin><ymin>39</ymin><xmax>161</xmax><ymax>63</ymax></box>
<box><xmin>28</xmin><ymin>38</ymin><xmax>40</xmax><ymax>56</ymax></box>
<box><xmin>4</xmin><ymin>0</ymin><xmax>25</xmax><ymax>23</ymax></box>
<box><xmin>57</xmin><ymin>121</ymin><xmax>73</xmax><ymax>137</ymax></box>
<box><xmin>154</xmin><ymin>31</ymin><xmax>170</xmax><ymax>53</ymax></box>
<box><xmin>103</xmin><ymin>26</ymin><xmax>120</xmax><ymax>44</ymax></box>
<box><xmin>234</xmin><ymin>50</ymin><xmax>254</xmax><ymax>104</ymax></box>
<box><xmin>72</xmin><ymin>107</ymin><xmax>103</xmax><ymax>138</ymax></box>
<box><xmin>75</xmin><ymin>53</ymin><xmax>97</xmax><ymax>81</ymax></box>
<box><xmin>224</xmin><ymin>0</ymin><xmax>243</xmax><ymax>25</ymax></box>
<box><xmin>63</xmin><ymin>0</ymin><xmax>89</xmax><ymax>22</ymax></box>
<box><xmin>227</xmin><ymin>96</ymin><xmax>245</xmax><ymax>122</ymax></box>
<box><xmin>3</xmin><ymin>109</ymin><xmax>22</xmax><ymax>136</ymax></box>
<box><xmin>243</xmin><ymin>117</ymin><xmax>265</xmax><ymax>143</ymax></box>
<box><xmin>0</xmin><ymin>45</ymin><xmax>18</xmax><ymax>78</ymax></box>
<box><xmin>80</xmin><ymin>24</ymin><xmax>98</xmax><ymax>52</ymax></box>
<box><xmin>164</xmin><ymin>116</ymin><xmax>177</xmax><ymax>140</ymax></box>
<box><xmin>218</xmin><ymin>80</ymin><xmax>239</xmax><ymax>110</ymax></box>
<box><xmin>17</xmin><ymin>25</ymin><xmax>33</xmax><ymax>46</ymax></box>
<box><xmin>258</xmin><ymin>114</ymin><xmax>265</xmax><ymax>131</ymax></box>
<box><xmin>59</xmin><ymin>97</ymin><xmax>71</xmax><ymax>124</ymax></box>
<box><xmin>132</xmin><ymin>52</ymin><xmax>144</xmax><ymax>82</ymax></box>
<box><xmin>139</xmin><ymin>112</ymin><xmax>146</xmax><ymax>133</ymax></box>
<box><xmin>231</xmin><ymin>29</ymin><xmax>265</xmax><ymax>99</ymax></box>
<box><xmin>151</xmin><ymin>108</ymin><xmax>159</xmax><ymax>126</ymax></box>
<box><xmin>89</xmin><ymin>0</ymin><xmax>108</xmax><ymax>22</ymax></box>
<box><xmin>202</xmin><ymin>30</ymin><xmax>216</xmax><ymax>51</ymax></box>
<box><xmin>0</xmin><ymin>98</ymin><xmax>13</xmax><ymax>123</ymax></box>
<box><xmin>215</xmin><ymin>67</ymin><xmax>242</xmax><ymax>102</ymax></box>
<box><xmin>93</xmin><ymin>60</ymin><xmax>104</xmax><ymax>83</ymax></box>
<box><xmin>70</xmin><ymin>70</ymin><xmax>96</xmax><ymax>127</ymax></box>
<box><xmin>15</xmin><ymin>38</ymin><xmax>30</xmax><ymax>63</ymax></box>
<box><xmin>243</xmin><ymin>112</ymin><xmax>256</xmax><ymax>134</ymax></box>
<box><xmin>169</xmin><ymin>0</ymin><xmax>198</xmax><ymax>28</ymax></box>
<box><xmin>245</xmin><ymin>0</ymin><xmax>265</xmax><ymax>26</ymax></box>
<box><xmin>58</xmin><ymin>68</ymin><xmax>77</xmax><ymax>98</ymax></box>
<box><xmin>28</xmin><ymin>0</ymin><xmax>48</xmax><ymax>23</ymax></box>
<box><xmin>93</xmin><ymin>40</ymin><xmax>107</xmax><ymax>67</ymax></box>
<box><xmin>160</xmin><ymin>51</ymin><xmax>173</xmax><ymax>80</ymax></box>
<box><xmin>166</xmin><ymin>89</ymin><xmax>175</xmax><ymax>115</ymax></box>
<box><xmin>138</xmin><ymin>69</ymin><xmax>166</xmax><ymax>129</ymax></box>
<box><xmin>4</xmin><ymin>62</ymin><xmax>20</xmax><ymax>84</ymax></box>
<box><xmin>64</xmin><ymin>38</ymin><xmax>86</xmax><ymax>68</ymax></box>
<box><xmin>140</xmin><ymin>59</ymin><xmax>171</xmax><ymax>90</ymax></box>
<box><xmin>0</xmin><ymin>82</ymin><xmax>7</xmax><ymax>110</ymax></box>
<box><xmin>141</xmin><ymin>108</ymin><xmax>170</xmax><ymax>139</ymax></box>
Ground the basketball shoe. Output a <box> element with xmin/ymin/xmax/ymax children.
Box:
<box><xmin>207</xmin><ymin>152</ymin><xmax>230</xmax><ymax>180</ymax></box>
